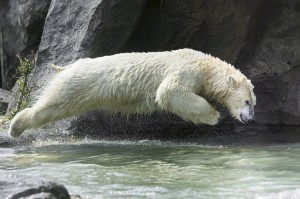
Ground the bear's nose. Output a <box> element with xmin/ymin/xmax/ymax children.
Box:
<box><xmin>240</xmin><ymin>114</ymin><xmax>255</xmax><ymax>124</ymax></box>
<box><xmin>249</xmin><ymin>115</ymin><xmax>255</xmax><ymax>123</ymax></box>
<box><xmin>248</xmin><ymin>117</ymin><xmax>255</xmax><ymax>123</ymax></box>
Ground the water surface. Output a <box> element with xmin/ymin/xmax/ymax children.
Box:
<box><xmin>1</xmin><ymin>139</ymin><xmax>300</xmax><ymax>198</ymax></box>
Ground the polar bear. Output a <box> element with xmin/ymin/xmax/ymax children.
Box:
<box><xmin>9</xmin><ymin>49</ymin><xmax>256</xmax><ymax>138</ymax></box>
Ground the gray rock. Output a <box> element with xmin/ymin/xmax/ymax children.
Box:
<box><xmin>1</xmin><ymin>174</ymin><xmax>70</xmax><ymax>199</ymax></box>
<box><xmin>35</xmin><ymin>0</ymin><xmax>147</xmax><ymax>91</ymax></box>
<box><xmin>241</xmin><ymin>2</ymin><xmax>300</xmax><ymax>125</ymax></box>
<box><xmin>0</xmin><ymin>0</ymin><xmax>51</xmax><ymax>89</ymax></box>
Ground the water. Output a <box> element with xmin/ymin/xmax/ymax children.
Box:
<box><xmin>1</xmin><ymin>139</ymin><xmax>300</xmax><ymax>199</ymax></box>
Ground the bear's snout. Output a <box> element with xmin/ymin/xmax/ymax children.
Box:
<box><xmin>240</xmin><ymin>113</ymin><xmax>255</xmax><ymax>124</ymax></box>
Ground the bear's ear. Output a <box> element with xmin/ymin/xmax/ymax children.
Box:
<box><xmin>247</xmin><ymin>79</ymin><xmax>254</xmax><ymax>88</ymax></box>
<box><xmin>227</xmin><ymin>75</ymin><xmax>239</xmax><ymax>87</ymax></box>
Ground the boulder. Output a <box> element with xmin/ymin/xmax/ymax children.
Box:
<box><xmin>0</xmin><ymin>174</ymin><xmax>70</xmax><ymax>199</ymax></box>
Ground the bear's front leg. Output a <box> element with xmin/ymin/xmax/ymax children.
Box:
<box><xmin>156</xmin><ymin>77</ymin><xmax>220</xmax><ymax>125</ymax></box>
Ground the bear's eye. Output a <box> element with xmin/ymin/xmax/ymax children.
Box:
<box><xmin>245</xmin><ymin>100</ymin><xmax>250</xmax><ymax>105</ymax></box>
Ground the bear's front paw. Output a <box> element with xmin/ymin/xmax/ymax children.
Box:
<box><xmin>207</xmin><ymin>108</ymin><xmax>220</xmax><ymax>125</ymax></box>
<box><xmin>191</xmin><ymin>107</ymin><xmax>220</xmax><ymax>125</ymax></box>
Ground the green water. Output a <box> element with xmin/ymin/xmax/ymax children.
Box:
<box><xmin>1</xmin><ymin>139</ymin><xmax>300</xmax><ymax>199</ymax></box>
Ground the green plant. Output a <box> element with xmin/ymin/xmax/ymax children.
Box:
<box><xmin>6</xmin><ymin>55</ymin><xmax>34</xmax><ymax>119</ymax></box>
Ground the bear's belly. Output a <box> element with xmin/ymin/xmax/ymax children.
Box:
<box><xmin>98</xmin><ymin>95</ymin><xmax>159</xmax><ymax>114</ymax></box>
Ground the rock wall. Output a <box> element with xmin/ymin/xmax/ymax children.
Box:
<box><xmin>1</xmin><ymin>0</ymin><xmax>300</xmax><ymax>136</ymax></box>
<box><xmin>241</xmin><ymin>1</ymin><xmax>300</xmax><ymax>125</ymax></box>
<box><xmin>0</xmin><ymin>0</ymin><xmax>51</xmax><ymax>89</ymax></box>
<box><xmin>35</xmin><ymin>0</ymin><xmax>147</xmax><ymax>89</ymax></box>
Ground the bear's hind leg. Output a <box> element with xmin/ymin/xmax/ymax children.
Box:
<box><xmin>9</xmin><ymin>108</ymin><xmax>33</xmax><ymax>138</ymax></box>
<box><xmin>9</xmin><ymin>104</ymin><xmax>72</xmax><ymax>138</ymax></box>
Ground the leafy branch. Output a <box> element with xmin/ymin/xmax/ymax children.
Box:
<box><xmin>6</xmin><ymin>55</ymin><xmax>35</xmax><ymax>119</ymax></box>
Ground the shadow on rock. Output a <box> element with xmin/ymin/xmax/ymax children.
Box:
<box><xmin>70</xmin><ymin>111</ymin><xmax>300</xmax><ymax>147</ymax></box>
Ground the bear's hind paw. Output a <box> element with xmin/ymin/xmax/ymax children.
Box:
<box><xmin>8</xmin><ymin>126</ymin><xmax>24</xmax><ymax>138</ymax></box>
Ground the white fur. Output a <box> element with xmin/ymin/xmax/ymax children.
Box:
<box><xmin>9</xmin><ymin>49</ymin><xmax>256</xmax><ymax>137</ymax></box>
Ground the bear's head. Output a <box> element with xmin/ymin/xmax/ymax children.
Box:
<box><xmin>225</xmin><ymin>74</ymin><xmax>256</xmax><ymax>124</ymax></box>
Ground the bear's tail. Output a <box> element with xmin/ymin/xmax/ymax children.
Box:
<box><xmin>51</xmin><ymin>64</ymin><xmax>65</xmax><ymax>72</ymax></box>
